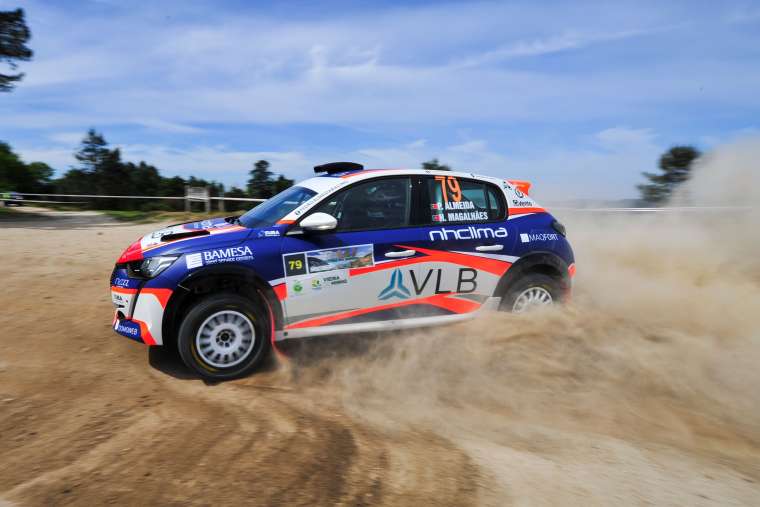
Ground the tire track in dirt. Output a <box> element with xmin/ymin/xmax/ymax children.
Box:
<box><xmin>0</xmin><ymin>220</ymin><xmax>483</xmax><ymax>506</ymax></box>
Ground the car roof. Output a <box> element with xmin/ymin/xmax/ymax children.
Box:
<box><xmin>299</xmin><ymin>168</ymin><xmax>504</xmax><ymax>193</ymax></box>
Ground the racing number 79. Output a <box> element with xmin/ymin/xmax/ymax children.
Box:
<box><xmin>435</xmin><ymin>175</ymin><xmax>462</xmax><ymax>202</ymax></box>
<box><xmin>289</xmin><ymin>259</ymin><xmax>303</xmax><ymax>270</ymax></box>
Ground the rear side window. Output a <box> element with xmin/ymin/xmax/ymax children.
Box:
<box><xmin>311</xmin><ymin>177</ymin><xmax>412</xmax><ymax>231</ymax></box>
<box><xmin>425</xmin><ymin>176</ymin><xmax>505</xmax><ymax>224</ymax></box>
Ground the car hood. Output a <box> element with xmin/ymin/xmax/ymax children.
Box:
<box><xmin>117</xmin><ymin>217</ymin><xmax>287</xmax><ymax>263</ymax></box>
<box><xmin>139</xmin><ymin>217</ymin><xmax>245</xmax><ymax>251</ymax></box>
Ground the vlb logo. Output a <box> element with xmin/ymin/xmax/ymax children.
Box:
<box><xmin>378</xmin><ymin>268</ymin><xmax>411</xmax><ymax>300</ymax></box>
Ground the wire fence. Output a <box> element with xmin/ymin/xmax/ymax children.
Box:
<box><xmin>12</xmin><ymin>192</ymin><xmax>265</xmax><ymax>213</ymax></box>
<box><xmin>10</xmin><ymin>192</ymin><xmax>755</xmax><ymax>214</ymax></box>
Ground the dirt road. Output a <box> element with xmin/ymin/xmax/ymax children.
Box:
<box><xmin>1</xmin><ymin>182</ymin><xmax>760</xmax><ymax>505</ymax></box>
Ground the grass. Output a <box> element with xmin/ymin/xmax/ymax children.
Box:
<box><xmin>0</xmin><ymin>205</ymin><xmax>23</xmax><ymax>217</ymax></box>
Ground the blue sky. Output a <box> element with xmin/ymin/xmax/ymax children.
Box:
<box><xmin>2</xmin><ymin>0</ymin><xmax>759</xmax><ymax>200</ymax></box>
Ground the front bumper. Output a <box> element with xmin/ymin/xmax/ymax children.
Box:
<box><xmin>110</xmin><ymin>267</ymin><xmax>171</xmax><ymax>346</ymax></box>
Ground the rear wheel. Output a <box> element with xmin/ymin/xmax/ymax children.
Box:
<box><xmin>177</xmin><ymin>293</ymin><xmax>271</xmax><ymax>380</ymax></box>
<box><xmin>500</xmin><ymin>273</ymin><xmax>562</xmax><ymax>313</ymax></box>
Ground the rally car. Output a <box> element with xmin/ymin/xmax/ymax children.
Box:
<box><xmin>111</xmin><ymin>162</ymin><xmax>575</xmax><ymax>380</ymax></box>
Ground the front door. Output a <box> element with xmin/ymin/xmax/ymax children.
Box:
<box><xmin>280</xmin><ymin>176</ymin><xmax>429</xmax><ymax>334</ymax></box>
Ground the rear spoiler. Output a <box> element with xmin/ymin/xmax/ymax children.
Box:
<box><xmin>507</xmin><ymin>180</ymin><xmax>532</xmax><ymax>195</ymax></box>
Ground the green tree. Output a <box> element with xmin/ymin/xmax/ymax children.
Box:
<box><xmin>0</xmin><ymin>142</ymin><xmax>51</xmax><ymax>192</ymax></box>
<box><xmin>0</xmin><ymin>141</ymin><xmax>31</xmax><ymax>190</ymax></box>
<box><xmin>75</xmin><ymin>129</ymin><xmax>110</xmax><ymax>173</ymax></box>
<box><xmin>0</xmin><ymin>8</ymin><xmax>33</xmax><ymax>92</ymax></box>
<box><xmin>247</xmin><ymin>159</ymin><xmax>274</xmax><ymax>199</ymax></box>
<box><xmin>422</xmin><ymin>158</ymin><xmax>452</xmax><ymax>171</ymax></box>
<box><xmin>637</xmin><ymin>146</ymin><xmax>701</xmax><ymax>204</ymax></box>
<box><xmin>272</xmin><ymin>174</ymin><xmax>294</xmax><ymax>195</ymax></box>
<box><xmin>224</xmin><ymin>185</ymin><xmax>250</xmax><ymax>212</ymax></box>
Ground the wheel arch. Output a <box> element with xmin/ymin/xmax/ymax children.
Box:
<box><xmin>495</xmin><ymin>252</ymin><xmax>571</xmax><ymax>301</ymax></box>
<box><xmin>162</xmin><ymin>265</ymin><xmax>284</xmax><ymax>348</ymax></box>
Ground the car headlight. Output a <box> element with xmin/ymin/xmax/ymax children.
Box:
<box><xmin>136</xmin><ymin>256</ymin><xmax>178</xmax><ymax>278</ymax></box>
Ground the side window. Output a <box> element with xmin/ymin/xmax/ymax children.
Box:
<box><xmin>311</xmin><ymin>177</ymin><xmax>412</xmax><ymax>231</ymax></box>
<box><xmin>425</xmin><ymin>176</ymin><xmax>505</xmax><ymax>224</ymax></box>
<box><xmin>485</xmin><ymin>185</ymin><xmax>506</xmax><ymax>220</ymax></box>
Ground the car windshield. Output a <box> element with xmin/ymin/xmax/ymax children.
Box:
<box><xmin>238</xmin><ymin>185</ymin><xmax>316</xmax><ymax>229</ymax></box>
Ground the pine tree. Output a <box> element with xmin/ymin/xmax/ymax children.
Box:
<box><xmin>272</xmin><ymin>174</ymin><xmax>294</xmax><ymax>194</ymax></box>
<box><xmin>75</xmin><ymin>129</ymin><xmax>110</xmax><ymax>173</ymax></box>
<box><xmin>0</xmin><ymin>8</ymin><xmax>33</xmax><ymax>92</ymax></box>
<box><xmin>247</xmin><ymin>160</ymin><xmax>274</xmax><ymax>198</ymax></box>
<box><xmin>638</xmin><ymin>146</ymin><xmax>701</xmax><ymax>205</ymax></box>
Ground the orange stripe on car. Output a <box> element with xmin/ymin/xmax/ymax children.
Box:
<box><xmin>508</xmin><ymin>207</ymin><xmax>546</xmax><ymax>216</ymax></box>
<box><xmin>272</xmin><ymin>283</ymin><xmax>287</xmax><ymax>301</ymax></box>
<box><xmin>111</xmin><ymin>286</ymin><xmax>138</xmax><ymax>295</ymax></box>
<box><xmin>285</xmin><ymin>293</ymin><xmax>481</xmax><ymax>330</ymax></box>
<box><xmin>350</xmin><ymin>245</ymin><xmax>511</xmax><ymax>277</ymax></box>
<box><xmin>140</xmin><ymin>288</ymin><xmax>173</xmax><ymax>308</ymax></box>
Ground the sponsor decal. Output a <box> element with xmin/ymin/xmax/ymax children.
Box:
<box><xmin>378</xmin><ymin>269</ymin><xmax>411</xmax><ymax>300</ymax></box>
<box><xmin>512</xmin><ymin>199</ymin><xmax>533</xmax><ymax>207</ymax></box>
<box><xmin>184</xmin><ymin>246</ymin><xmax>254</xmax><ymax>269</ymax></box>
<box><xmin>188</xmin><ymin>219</ymin><xmax>230</xmax><ymax>230</ymax></box>
<box><xmin>514</xmin><ymin>188</ymin><xmax>525</xmax><ymax>198</ymax></box>
<box><xmin>257</xmin><ymin>229</ymin><xmax>281</xmax><ymax>238</ymax></box>
<box><xmin>185</xmin><ymin>253</ymin><xmax>203</xmax><ymax>269</ymax></box>
<box><xmin>114</xmin><ymin>320</ymin><xmax>140</xmax><ymax>338</ymax></box>
<box><xmin>322</xmin><ymin>272</ymin><xmax>349</xmax><ymax>286</ymax></box>
<box><xmin>286</xmin><ymin>270</ymin><xmax>349</xmax><ymax>298</ymax></box>
<box><xmin>429</xmin><ymin>226</ymin><xmax>508</xmax><ymax>241</ymax></box>
<box><xmin>285</xmin><ymin>244</ymin><xmax>374</xmax><ymax>277</ymax></box>
<box><xmin>113</xmin><ymin>277</ymin><xmax>130</xmax><ymax>287</ymax></box>
<box><xmin>307</xmin><ymin>244</ymin><xmax>374</xmax><ymax>273</ymax></box>
<box><xmin>203</xmin><ymin>246</ymin><xmax>254</xmax><ymax>264</ymax></box>
<box><xmin>379</xmin><ymin>267</ymin><xmax>478</xmax><ymax>300</ymax></box>
<box><xmin>291</xmin><ymin>181</ymin><xmax>348</xmax><ymax>217</ymax></box>
<box><xmin>410</xmin><ymin>268</ymin><xmax>478</xmax><ymax>295</ymax></box>
<box><xmin>520</xmin><ymin>232</ymin><xmax>559</xmax><ymax>243</ymax></box>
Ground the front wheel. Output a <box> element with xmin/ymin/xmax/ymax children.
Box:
<box><xmin>499</xmin><ymin>273</ymin><xmax>563</xmax><ymax>313</ymax></box>
<box><xmin>177</xmin><ymin>293</ymin><xmax>271</xmax><ymax>380</ymax></box>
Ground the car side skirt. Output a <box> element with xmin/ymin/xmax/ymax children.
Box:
<box><xmin>275</xmin><ymin>296</ymin><xmax>500</xmax><ymax>340</ymax></box>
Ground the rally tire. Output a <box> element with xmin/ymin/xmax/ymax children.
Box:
<box><xmin>500</xmin><ymin>273</ymin><xmax>562</xmax><ymax>313</ymax></box>
<box><xmin>177</xmin><ymin>293</ymin><xmax>271</xmax><ymax>380</ymax></box>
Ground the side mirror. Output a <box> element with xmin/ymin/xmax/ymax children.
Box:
<box><xmin>300</xmin><ymin>212</ymin><xmax>337</xmax><ymax>232</ymax></box>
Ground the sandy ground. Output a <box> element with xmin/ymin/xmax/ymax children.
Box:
<box><xmin>1</xmin><ymin>155</ymin><xmax>760</xmax><ymax>507</ymax></box>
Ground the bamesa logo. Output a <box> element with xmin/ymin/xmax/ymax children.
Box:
<box><xmin>520</xmin><ymin>232</ymin><xmax>559</xmax><ymax>243</ymax></box>
<box><xmin>185</xmin><ymin>246</ymin><xmax>254</xmax><ymax>269</ymax></box>
<box><xmin>429</xmin><ymin>226</ymin><xmax>508</xmax><ymax>242</ymax></box>
<box><xmin>378</xmin><ymin>269</ymin><xmax>411</xmax><ymax>300</ymax></box>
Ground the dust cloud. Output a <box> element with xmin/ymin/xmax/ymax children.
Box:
<box><xmin>296</xmin><ymin>138</ymin><xmax>760</xmax><ymax>504</ymax></box>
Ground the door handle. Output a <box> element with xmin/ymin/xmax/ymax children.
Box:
<box><xmin>385</xmin><ymin>249</ymin><xmax>416</xmax><ymax>258</ymax></box>
<box><xmin>476</xmin><ymin>244</ymin><xmax>504</xmax><ymax>252</ymax></box>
